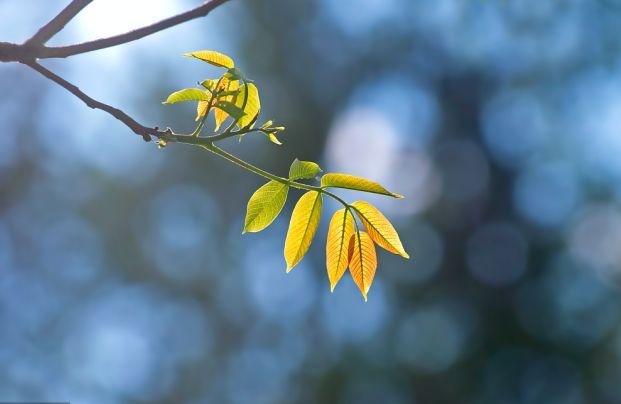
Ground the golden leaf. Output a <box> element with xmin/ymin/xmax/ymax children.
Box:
<box><xmin>183</xmin><ymin>50</ymin><xmax>235</xmax><ymax>69</ymax></box>
<box><xmin>351</xmin><ymin>201</ymin><xmax>409</xmax><ymax>259</ymax></box>
<box><xmin>349</xmin><ymin>231</ymin><xmax>377</xmax><ymax>301</ymax></box>
<box><xmin>214</xmin><ymin>79</ymin><xmax>239</xmax><ymax>130</ymax></box>
<box><xmin>284</xmin><ymin>191</ymin><xmax>322</xmax><ymax>272</ymax></box>
<box><xmin>326</xmin><ymin>208</ymin><xmax>355</xmax><ymax>291</ymax></box>
<box><xmin>196</xmin><ymin>100</ymin><xmax>209</xmax><ymax>121</ymax></box>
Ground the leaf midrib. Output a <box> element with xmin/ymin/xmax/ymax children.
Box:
<box><xmin>294</xmin><ymin>192</ymin><xmax>321</xmax><ymax>262</ymax></box>
<box><xmin>335</xmin><ymin>209</ymin><xmax>350</xmax><ymax>275</ymax></box>
<box><xmin>247</xmin><ymin>182</ymin><xmax>286</xmax><ymax>228</ymax></box>
<box><xmin>355</xmin><ymin>230</ymin><xmax>365</xmax><ymax>293</ymax></box>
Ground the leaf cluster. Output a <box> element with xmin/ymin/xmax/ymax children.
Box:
<box><xmin>246</xmin><ymin>159</ymin><xmax>409</xmax><ymax>301</ymax></box>
<box><xmin>163</xmin><ymin>51</ymin><xmax>409</xmax><ymax>301</ymax></box>
<box><xmin>163</xmin><ymin>50</ymin><xmax>284</xmax><ymax>145</ymax></box>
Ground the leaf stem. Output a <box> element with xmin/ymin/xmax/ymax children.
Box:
<box><xmin>197</xmin><ymin>142</ymin><xmax>349</xmax><ymax>207</ymax></box>
<box><xmin>348</xmin><ymin>206</ymin><xmax>361</xmax><ymax>233</ymax></box>
<box><xmin>205</xmin><ymin>126</ymin><xmax>262</xmax><ymax>142</ymax></box>
<box><xmin>163</xmin><ymin>126</ymin><xmax>350</xmax><ymax>208</ymax></box>
<box><xmin>191</xmin><ymin>112</ymin><xmax>210</xmax><ymax>136</ymax></box>
<box><xmin>196</xmin><ymin>76</ymin><xmax>225</xmax><ymax>136</ymax></box>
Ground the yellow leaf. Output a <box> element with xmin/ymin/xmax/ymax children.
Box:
<box><xmin>351</xmin><ymin>201</ymin><xmax>409</xmax><ymax>259</ymax></box>
<box><xmin>268</xmin><ymin>133</ymin><xmax>282</xmax><ymax>145</ymax></box>
<box><xmin>321</xmin><ymin>173</ymin><xmax>403</xmax><ymax>198</ymax></box>
<box><xmin>213</xmin><ymin>79</ymin><xmax>239</xmax><ymax>130</ymax></box>
<box><xmin>164</xmin><ymin>88</ymin><xmax>210</xmax><ymax>104</ymax></box>
<box><xmin>228</xmin><ymin>80</ymin><xmax>240</xmax><ymax>92</ymax></box>
<box><xmin>196</xmin><ymin>100</ymin><xmax>209</xmax><ymax>121</ymax></box>
<box><xmin>284</xmin><ymin>191</ymin><xmax>322</xmax><ymax>272</ymax></box>
<box><xmin>326</xmin><ymin>208</ymin><xmax>355</xmax><ymax>291</ymax></box>
<box><xmin>214</xmin><ymin>106</ymin><xmax>227</xmax><ymax>129</ymax></box>
<box><xmin>349</xmin><ymin>231</ymin><xmax>377</xmax><ymax>301</ymax></box>
<box><xmin>235</xmin><ymin>83</ymin><xmax>260</xmax><ymax>129</ymax></box>
<box><xmin>244</xmin><ymin>181</ymin><xmax>289</xmax><ymax>233</ymax></box>
<box><xmin>200</xmin><ymin>79</ymin><xmax>218</xmax><ymax>91</ymax></box>
<box><xmin>184</xmin><ymin>50</ymin><xmax>235</xmax><ymax>69</ymax></box>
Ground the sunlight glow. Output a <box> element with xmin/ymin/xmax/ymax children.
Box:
<box><xmin>76</xmin><ymin>0</ymin><xmax>179</xmax><ymax>40</ymax></box>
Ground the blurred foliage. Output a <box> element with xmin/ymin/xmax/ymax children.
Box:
<box><xmin>162</xmin><ymin>50</ymin><xmax>408</xmax><ymax>299</ymax></box>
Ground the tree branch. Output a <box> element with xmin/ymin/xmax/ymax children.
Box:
<box><xmin>1</xmin><ymin>0</ymin><xmax>230</xmax><ymax>62</ymax></box>
<box><xmin>34</xmin><ymin>0</ymin><xmax>229</xmax><ymax>59</ymax></box>
<box><xmin>25</xmin><ymin>61</ymin><xmax>165</xmax><ymax>142</ymax></box>
<box><xmin>25</xmin><ymin>0</ymin><xmax>94</xmax><ymax>46</ymax></box>
<box><xmin>0</xmin><ymin>0</ymin><xmax>232</xmax><ymax>142</ymax></box>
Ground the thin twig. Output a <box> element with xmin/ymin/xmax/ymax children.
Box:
<box><xmin>25</xmin><ymin>0</ymin><xmax>94</xmax><ymax>46</ymax></box>
<box><xmin>201</xmin><ymin>143</ymin><xmax>350</xmax><ymax>207</ymax></box>
<box><xmin>25</xmin><ymin>61</ymin><xmax>165</xmax><ymax>142</ymax></box>
<box><xmin>37</xmin><ymin>0</ymin><xmax>230</xmax><ymax>59</ymax></box>
<box><xmin>1</xmin><ymin>0</ymin><xmax>231</xmax><ymax>143</ymax></box>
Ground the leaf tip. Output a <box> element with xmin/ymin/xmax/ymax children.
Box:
<box><xmin>393</xmin><ymin>193</ymin><xmax>405</xmax><ymax>199</ymax></box>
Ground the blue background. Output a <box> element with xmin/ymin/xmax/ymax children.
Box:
<box><xmin>2</xmin><ymin>0</ymin><xmax>621</xmax><ymax>403</ymax></box>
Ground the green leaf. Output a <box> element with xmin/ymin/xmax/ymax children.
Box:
<box><xmin>225</xmin><ymin>68</ymin><xmax>245</xmax><ymax>81</ymax></box>
<box><xmin>214</xmin><ymin>101</ymin><xmax>245</xmax><ymax>120</ymax></box>
<box><xmin>163</xmin><ymin>88</ymin><xmax>210</xmax><ymax>104</ymax></box>
<box><xmin>320</xmin><ymin>173</ymin><xmax>403</xmax><ymax>198</ymax></box>
<box><xmin>244</xmin><ymin>180</ymin><xmax>289</xmax><ymax>233</ymax></box>
<box><xmin>234</xmin><ymin>83</ymin><xmax>260</xmax><ymax>129</ymax></box>
<box><xmin>184</xmin><ymin>50</ymin><xmax>235</xmax><ymax>68</ymax></box>
<box><xmin>289</xmin><ymin>159</ymin><xmax>322</xmax><ymax>180</ymax></box>
<box><xmin>218</xmin><ymin>90</ymin><xmax>242</xmax><ymax>97</ymax></box>
<box><xmin>200</xmin><ymin>79</ymin><xmax>218</xmax><ymax>91</ymax></box>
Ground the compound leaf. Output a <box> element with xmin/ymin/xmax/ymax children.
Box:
<box><xmin>284</xmin><ymin>191</ymin><xmax>322</xmax><ymax>272</ymax></box>
<box><xmin>184</xmin><ymin>50</ymin><xmax>235</xmax><ymax>69</ymax></box>
<box><xmin>244</xmin><ymin>180</ymin><xmax>289</xmax><ymax>233</ymax></box>
<box><xmin>164</xmin><ymin>88</ymin><xmax>210</xmax><ymax>104</ymax></box>
<box><xmin>321</xmin><ymin>173</ymin><xmax>403</xmax><ymax>198</ymax></box>
<box><xmin>326</xmin><ymin>208</ymin><xmax>355</xmax><ymax>291</ymax></box>
<box><xmin>351</xmin><ymin>201</ymin><xmax>409</xmax><ymax>259</ymax></box>
<box><xmin>349</xmin><ymin>231</ymin><xmax>377</xmax><ymax>301</ymax></box>
<box><xmin>289</xmin><ymin>159</ymin><xmax>322</xmax><ymax>180</ymax></box>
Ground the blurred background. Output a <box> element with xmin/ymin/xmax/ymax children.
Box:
<box><xmin>1</xmin><ymin>0</ymin><xmax>621</xmax><ymax>402</ymax></box>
